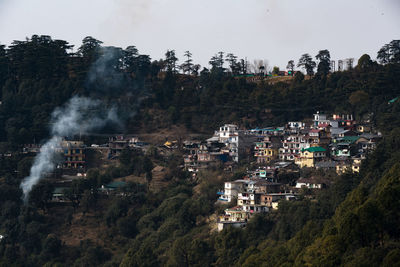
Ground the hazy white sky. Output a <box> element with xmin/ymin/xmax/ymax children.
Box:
<box><xmin>0</xmin><ymin>0</ymin><xmax>399</xmax><ymax>69</ymax></box>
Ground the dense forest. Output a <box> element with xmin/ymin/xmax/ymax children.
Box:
<box><xmin>0</xmin><ymin>35</ymin><xmax>399</xmax><ymax>266</ymax></box>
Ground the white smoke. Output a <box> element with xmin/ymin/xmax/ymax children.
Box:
<box><xmin>20</xmin><ymin>96</ymin><xmax>120</xmax><ymax>202</ymax></box>
<box><xmin>87</xmin><ymin>46</ymin><xmax>124</xmax><ymax>90</ymax></box>
<box><xmin>20</xmin><ymin>136</ymin><xmax>62</xmax><ymax>202</ymax></box>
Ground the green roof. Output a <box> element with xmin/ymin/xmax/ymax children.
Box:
<box><xmin>105</xmin><ymin>181</ymin><xmax>127</xmax><ymax>189</ymax></box>
<box><xmin>302</xmin><ymin>147</ymin><xmax>326</xmax><ymax>153</ymax></box>
<box><xmin>388</xmin><ymin>96</ymin><xmax>399</xmax><ymax>104</ymax></box>
<box><xmin>53</xmin><ymin>187</ymin><xmax>69</xmax><ymax>195</ymax></box>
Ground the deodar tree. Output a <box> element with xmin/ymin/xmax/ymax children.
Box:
<box><xmin>297</xmin><ymin>53</ymin><xmax>316</xmax><ymax>76</ymax></box>
<box><xmin>78</xmin><ymin>36</ymin><xmax>103</xmax><ymax>64</ymax></box>
<box><xmin>286</xmin><ymin>60</ymin><xmax>295</xmax><ymax>76</ymax></box>
<box><xmin>165</xmin><ymin>49</ymin><xmax>178</xmax><ymax>73</ymax></box>
<box><xmin>377</xmin><ymin>40</ymin><xmax>400</xmax><ymax>64</ymax></box>
<box><xmin>226</xmin><ymin>53</ymin><xmax>241</xmax><ymax>75</ymax></box>
<box><xmin>209</xmin><ymin>52</ymin><xmax>225</xmax><ymax>73</ymax></box>
<box><xmin>180</xmin><ymin>50</ymin><xmax>194</xmax><ymax>74</ymax></box>
<box><xmin>316</xmin><ymin>49</ymin><xmax>331</xmax><ymax>76</ymax></box>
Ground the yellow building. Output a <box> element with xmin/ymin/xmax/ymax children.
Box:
<box><xmin>219</xmin><ymin>206</ymin><xmax>248</xmax><ymax>223</ymax></box>
<box><xmin>336</xmin><ymin>158</ymin><xmax>362</xmax><ymax>174</ymax></box>
<box><xmin>61</xmin><ymin>141</ymin><xmax>85</xmax><ymax>169</ymax></box>
<box><xmin>336</xmin><ymin>163</ymin><xmax>352</xmax><ymax>174</ymax></box>
<box><xmin>255</xmin><ymin>147</ymin><xmax>279</xmax><ymax>163</ymax></box>
<box><xmin>352</xmin><ymin>158</ymin><xmax>362</xmax><ymax>173</ymax></box>
<box><xmin>296</xmin><ymin>147</ymin><xmax>326</xmax><ymax>168</ymax></box>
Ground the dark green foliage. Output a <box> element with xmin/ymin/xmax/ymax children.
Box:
<box><xmin>243</xmin><ymin>214</ymin><xmax>274</xmax><ymax>246</ymax></box>
<box><xmin>118</xmin><ymin>148</ymin><xmax>153</xmax><ymax>177</ymax></box>
<box><xmin>165</xmin><ymin>49</ymin><xmax>178</xmax><ymax>73</ymax></box>
<box><xmin>214</xmin><ymin>228</ymin><xmax>246</xmax><ymax>266</ymax></box>
<box><xmin>73</xmin><ymin>240</ymin><xmax>112</xmax><ymax>267</ymax></box>
<box><xmin>286</xmin><ymin>60</ymin><xmax>295</xmax><ymax>75</ymax></box>
<box><xmin>29</xmin><ymin>180</ymin><xmax>54</xmax><ymax>211</ymax></box>
<box><xmin>167</xmin><ymin>236</ymin><xmax>214</xmax><ymax>267</ymax></box>
<box><xmin>238</xmin><ymin>130</ymin><xmax>400</xmax><ymax>266</ymax></box>
<box><xmin>0</xmin><ymin>36</ymin><xmax>399</xmax><ymax>266</ymax></box>
<box><xmin>63</xmin><ymin>180</ymin><xmax>83</xmax><ymax>210</ymax></box>
<box><xmin>180</xmin><ymin>50</ymin><xmax>194</xmax><ymax>74</ymax></box>
<box><xmin>226</xmin><ymin>53</ymin><xmax>241</xmax><ymax>75</ymax></box>
<box><xmin>297</xmin><ymin>53</ymin><xmax>316</xmax><ymax>76</ymax></box>
<box><xmin>293</xmin><ymin>70</ymin><xmax>304</xmax><ymax>83</ymax></box>
<box><xmin>377</xmin><ymin>40</ymin><xmax>400</xmax><ymax>64</ymax></box>
<box><xmin>316</xmin><ymin>49</ymin><xmax>331</xmax><ymax>76</ymax></box>
<box><xmin>357</xmin><ymin>54</ymin><xmax>374</xmax><ymax>69</ymax></box>
<box><xmin>117</xmin><ymin>216</ymin><xmax>138</xmax><ymax>238</ymax></box>
<box><xmin>41</xmin><ymin>234</ymin><xmax>62</xmax><ymax>260</ymax></box>
<box><xmin>3</xmin><ymin>36</ymin><xmax>398</xmax><ymax>139</ymax></box>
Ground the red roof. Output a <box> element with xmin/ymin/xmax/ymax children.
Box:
<box><xmin>318</xmin><ymin>123</ymin><xmax>330</xmax><ymax>128</ymax></box>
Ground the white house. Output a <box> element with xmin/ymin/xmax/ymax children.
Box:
<box><xmin>313</xmin><ymin>111</ymin><xmax>330</xmax><ymax>127</ymax></box>
<box><xmin>218</xmin><ymin>180</ymin><xmax>250</xmax><ymax>202</ymax></box>
<box><xmin>213</xmin><ymin>124</ymin><xmax>257</xmax><ymax>162</ymax></box>
<box><xmin>295</xmin><ymin>177</ymin><xmax>326</xmax><ymax>189</ymax></box>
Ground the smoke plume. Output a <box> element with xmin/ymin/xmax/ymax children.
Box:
<box><xmin>87</xmin><ymin>46</ymin><xmax>124</xmax><ymax>92</ymax></box>
<box><xmin>20</xmin><ymin>96</ymin><xmax>120</xmax><ymax>202</ymax></box>
<box><xmin>20</xmin><ymin>42</ymin><xmax>147</xmax><ymax>203</ymax></box>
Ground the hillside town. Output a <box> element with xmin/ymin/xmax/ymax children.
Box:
<box><xmin>17</xmin><ymin>111</ymin><xmax>381</xmax><ymax>231</ymax></box>
<box><xmin>0</xmin><ymin>25</ymin><xmax>398</xmax><ymax>264</ymax></box>
<box><xmin>180</xmin><ymin>112</ymin><xmax>381</xmax><ymax>230</ymax></box>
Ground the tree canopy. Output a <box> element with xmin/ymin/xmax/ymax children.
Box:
<box><xmin>297</xmin><ymin>53</ymin><xmax>316</xmax><ymax>76</ymax></box>
<box><xmin>0</xmin><ymin>35</ymin><xmax>399</xmax><ymax>266</ymax></box>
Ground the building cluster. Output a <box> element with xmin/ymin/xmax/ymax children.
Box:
<box><xmin>183</xmin><ymin>124</ymin><xmax>257</xmax><ymax>172</ymax></box>
<box><xmin>184</xmin><ymin>112</ymin><xmax>380</xmax><ymax>177</ymax></box>
<box><xmin>182</xmin><ymin>112</ymin><xmax>381</xmax><ymax>231</ymax></box>
<box><xmin>254</xmin><ymin>112</ymin><xmax>380</xmax><ymax>172</ymax></box>
<box><xmin>108</xmin><ymin>135</ymin><xmax>148</xmax><ymax>156</ymax></box>
<box><xmin>217</xmin><ymin>178</ymin><xmax>295</xmax><ymax>231</ymax></box>
<box><xmin>23</xmin><ymin>135</ymin><xmax>149</xmax><ymax>174</ymax></box>
<box><xmin>19</xmin><ymin>112</ymin><xmax>381</xmax><ymax>226</ymax></box>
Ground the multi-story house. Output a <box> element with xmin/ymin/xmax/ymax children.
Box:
<box><xmin>260</xmin><ymin>193</ymin><xmax>295</xmax><ymax>209</ymax></box>
<box><xmin>108</xmin><ymin>135</ymin><xmax>140</xmax><ymax>155</ymax></box>
<box><xmin>331</xmin><ymin>142</ymin><xmax>352</xmax><ymax>158</ymax></box>
<box><xmin>218</xmin><ymin>178</ymin><xmax>293</xmax><ymax>230</ymax></box>
<box><xmin>295</xmin><ymin>146</ymin><xmax>327</xmax><ymax>168</ymax></box>
<box><xmin>355</xmin><ymin>124</ymin><xmax>372</xmax><ymax>133</ymax></box>
<box><xmin>351</xmin><ymin>157</ymin><xmax>362</xmax><ymax>173</ymax></box>
<box><xmin>336</xmin><ymin>161</ymin><xmax>352</xmax><ymax>174</ymax></box>
<box><xmin>313</xmin><ymin>111</ymin><xmax>330</xmax><ymax>127</ymax></box>
<box><xmin>254</xmin><ymin>137</ymin><xmax>281</xmax><ymax>163</ymax></box>
<box><xmin>213</xmin><ymin>124</ymin><xmax>257</xmax><ymax>162</ymax></box>
<box><xmin>217</xmin><ymin>206</ymin><xmax>248</xmax><ymax>231</ymax></box>
<box><xmin>356</xmin><ymin>133</ymin><xmax>381</xmax><ymax>155</ymax></box>
<box><xmin>331</xmin><ymin>114</ymin><xmax>356</xmax><ymax>128</ymax></box>
<box><xmin>307</xmin><ymin>128</ymin><xmax>331</xmax><ymax>148</ymax></box>
<box><xmin>218</xmin><ymin>179</ymin><xmax>250</xmax><ymax>202</ymax></box>
<box><xmin>61</xmin><ymin>140</ymin><xmax>86</xmax><ymax>169</ymax></box>
<box><xmin>183</xmin><ymin>141</ymin><xmax>200</xmax><ymax>172</ymax></box>
<box><xmin>286</xmin><ymin>122</ymin><xmax>306</xmax><ymax>134</ymax></box>
<box><xmin>279</xmin><ymin>134</ymin><xmax>310</xmax><ymax>161</ymax></box>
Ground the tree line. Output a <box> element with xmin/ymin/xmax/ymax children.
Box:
<box><xmin>0</xmin><ymin>35</ymin><xmax>399</xmax><ymax>266</ymax></box>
